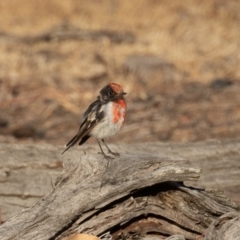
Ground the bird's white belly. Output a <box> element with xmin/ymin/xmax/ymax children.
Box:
<box><xmin>91</xmin><ymin>102</ymin><xmax>125</xmax><ymax>139</ymax></box>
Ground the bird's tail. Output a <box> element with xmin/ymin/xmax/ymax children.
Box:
<box><xmin>62</xmin><ymin>134</ymin><xmax>80</xmax><ymax>154</ymax></box>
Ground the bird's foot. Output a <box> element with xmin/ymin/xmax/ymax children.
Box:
<box><xmin>98</xmin><ymin>152</ymin><xmax>114</xmax><ymax>168</ymax></box>
<box><xmin>108</xmin><ymin>150</ymin><xmax>120</xmax><ymax>156</ymax></box>
<box><xmin>98</xmin><ymin>152</ymin><xmax>114</xmax><ymax>160</ymax></box>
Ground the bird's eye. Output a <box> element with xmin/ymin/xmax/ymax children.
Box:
<box><xmin>108</xmin><ymin>91</ymin><xmax>114</xmax><ymax>96</ymax></box>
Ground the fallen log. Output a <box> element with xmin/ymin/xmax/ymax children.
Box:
<box><xmin>1</xmin><ymin>139</ymin><xmax>240</xmax><ymax>222</ymax></box>
<box><xmin>0</xmin><ymin>152</ymin><xmax>239</xmax><ymax>240</ymax></box>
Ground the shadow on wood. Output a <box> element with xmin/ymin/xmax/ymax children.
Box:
<box><xmin>0</xmin><ymin>153</ymin><xmax>239</xmax><ymax>240</ymax></box>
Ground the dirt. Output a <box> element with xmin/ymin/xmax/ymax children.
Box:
<box><xmin>0</xmin><ymin>0</ymin><xmax>240</xmax><ymax>146</ymax></box>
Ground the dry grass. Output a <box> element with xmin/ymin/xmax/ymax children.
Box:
<box><xmin>0</xmin><ymin>0</ymin><xmax>240</xmax><ymax>145</ymax></box>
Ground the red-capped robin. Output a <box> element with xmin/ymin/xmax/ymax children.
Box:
<box><xmin>62</xmin><ymin>83</ymin><xmax>127</xmax><ymax>164</ymax></box>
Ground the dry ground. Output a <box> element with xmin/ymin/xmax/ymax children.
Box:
<box><xmin>0</xmin><ymin>0</ymin><xmax>240</xmax><ymax>146</ymax></box>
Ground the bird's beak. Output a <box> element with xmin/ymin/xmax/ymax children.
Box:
<box><xmin>117</xmin><ymin>92</ymin><xmax>127</xmax><ymax>98</ymax></box>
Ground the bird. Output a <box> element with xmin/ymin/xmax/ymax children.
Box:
<box><xmin>62</xmin><ymin>83</ymin><xmax>127</xmax><ymax>164</ymax></box>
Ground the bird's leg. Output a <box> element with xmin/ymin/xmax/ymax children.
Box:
<box><xmin>101</xmin><ymin>139</ymin><xmax>120</xmax><ymax>156</ymax></box>
<box><xmin>97</xmin><ymin>139</ymin><xmax>113</xmax><ymax>167</ymax></box>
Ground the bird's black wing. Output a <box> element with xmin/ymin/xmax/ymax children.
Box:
<box><xmin>62</xmin><ymin>99</ymin><xmax>105</xmax><ymax>154</ymax></box>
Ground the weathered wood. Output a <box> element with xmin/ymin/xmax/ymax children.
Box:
<box><xmin>0</xmin><ymin>152</ymin><xmax>203</xmax><ymax>240</ymax></box>
<box><xmin>205</xmin><ymin>212</ymin><xmax>240</xmax><ymax>240</ymax></box>
<box><xmin>1</xmin><ymin>139</ymin><xmax>240</xmax><ymax>222</ymax></box>
<box><xmin>0</xmin><ymin>141</ymin><xmax>240</xmax><ymax>239</ymax></box>
<box><xmin>0</xmin><ymin>148</ymin><xmax>240</xmax><ymax>240</ymax></box>
<box><xmin>105</xmin><ymin>184</ymin><xmax>239</xmax><ymax>240</ymax></box>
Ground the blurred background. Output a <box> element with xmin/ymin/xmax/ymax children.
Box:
<box><xmin>0</xmin><ymin>0</ymin><xmax>240</xmax><ymax>146</ymax></box>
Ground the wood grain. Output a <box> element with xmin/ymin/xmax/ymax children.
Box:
<box><xmin>0</xmin><ymin>139</ymin><xmax>240</xmax><ymax>239</ymax></box>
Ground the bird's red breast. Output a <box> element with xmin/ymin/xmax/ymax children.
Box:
<box><xmin>112</xmin><ymin>99</ymin><xmax>127</xmax><ymax>126</ymax></box>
